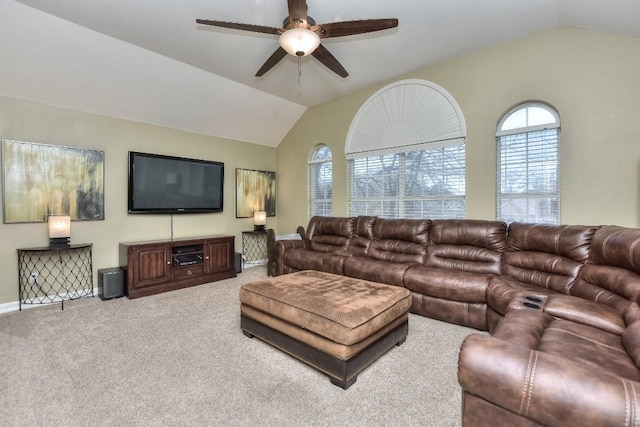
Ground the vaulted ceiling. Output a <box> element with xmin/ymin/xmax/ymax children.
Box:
<box><xmin>1</xmin><ymin>0</ymin><xmax>639</xmax><ymax>146</ymax></box>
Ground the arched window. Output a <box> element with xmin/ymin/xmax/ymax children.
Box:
<box><xmin>496</xmin><ymin>102</ymin><xmax>560</xmax><ymax>224</ymax></box>
<box><xmin>308</xmin><ymin>145</ymin><xmax>332</xmax><ymax>218</ymax></box>
<box><xmin>345</xmin><ymin>79</ymin><xmax>466</xmax><ymax>219</ymax></box>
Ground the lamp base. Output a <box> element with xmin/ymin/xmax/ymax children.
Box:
<box><xmin>50</xmin><ymin>237</ymin><xmax>70</xmax><ymax>248</ymax></box>
<box><xmin>254</xmin><ymin>225</ymin><xmax>266</xmax><ymax>232</ymax></box>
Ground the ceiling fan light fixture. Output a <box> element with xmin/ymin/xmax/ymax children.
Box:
<box><xmin>279</xmin><ymin>28</ymin><xmax>320</xmax><ymax>57</ymax></box>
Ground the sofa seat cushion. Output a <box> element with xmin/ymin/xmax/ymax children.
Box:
<box><xmin>404</xmin><ymin>266</ymin><xmax>491</xmax><ymax>303</ymax></box>
<box><xmin>540</xmin><ymin>318</ymin><xmax>638</xmax><ymax>380</ymax></box>
<box><xmin>493</xmin><ymin>310</ymin><xmax>639</xmax><ymax>381</ymax></box>
<box><xmin>343</xmin><ymin>256</ymin><xmax>412</xmax><ymax>287</ymax></box>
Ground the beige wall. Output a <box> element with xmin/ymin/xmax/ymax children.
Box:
<box><xmin>277</xmin><ymin>27</ymin><xmax>640</xmax><ymax>232</ymax></box>
<box><xmin>0</xmin><ymin>97</ymin><xmax>277</xmax><ymax>306</ymax></box>
<box><xmin>3</xmin><ymin>26</ymin><xmax>640</xmax><ymax>306</ymax></box>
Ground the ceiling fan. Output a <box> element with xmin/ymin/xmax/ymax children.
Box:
<box><xmin>196</xmin><ymin>0</ymin><xmax>398</xmax><ymax>78</ymax></box>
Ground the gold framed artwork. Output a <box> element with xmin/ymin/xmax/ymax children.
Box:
<box><xmin>235</xmin><ymin>168</ymin><xmax>276</xmax><ymax>218</ymax></box>
<box><xmin>2</xmin><ymin>140</ymin><xmax>105</xmax><ymax>223</ymax></box>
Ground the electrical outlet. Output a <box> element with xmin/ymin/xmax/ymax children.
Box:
<box><xmin>29</xmin><ymin>270</ymin><xmax>39</xmax><ymax>284</ymax></box>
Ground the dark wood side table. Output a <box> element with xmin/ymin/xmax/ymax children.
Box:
<box><xmin>17</xmin><ymin>244</ymin><xmax>94</xmax><ymax>310</ymax></box>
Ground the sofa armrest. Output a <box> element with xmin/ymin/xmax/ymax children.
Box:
<box><xmin>458</xmin><ymin>334</ymin><xmax>640</xmax><ymax>427</ymax></box>
<box><xmin>272</xmin><ymin>239</ymin><xmax>306</xmax><ymax>276</ymax></box>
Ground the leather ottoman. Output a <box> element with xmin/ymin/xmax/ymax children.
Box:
<box><xmin>239</xmin><ymin>270</ymin><xmax>411</xmax><ymax>389</ymax></box>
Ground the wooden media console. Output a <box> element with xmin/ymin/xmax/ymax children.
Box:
<box><xmin>119</xmin><ymin>235</ymin><xmax>236</xmax><ymax>298</ymax></box>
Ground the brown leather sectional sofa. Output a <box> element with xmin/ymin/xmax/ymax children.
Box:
<box><xmin>271</xmin><ymin>216</ymin><xmax>640</xmax><ymax>426</ymax></box>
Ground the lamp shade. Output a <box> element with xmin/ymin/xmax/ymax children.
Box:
<box><xmin>253</xmin><ymin>211</ymin><xmax>266</xmax><ymax>232</ymax></box>
<box><xmin>253</xmin><ymin>211</ymin><xmax>267</xmax><ymax>226</ymax></box>
<box><xmin>278</xmin><ymin>29</ymin><xmax>320</xmax><ymax>57</ymax></box>
<box><xmin>48</xmin><ymin>215</ymin><xmax>71</xmax><ymax>238</ymax></box>
<box><xmin>48</xmin><ymin>215</ymin><xmax>71</xmax><ymax>248</ymax></box>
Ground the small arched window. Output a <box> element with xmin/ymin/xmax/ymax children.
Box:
<box><xmin>496</xmin><ymin>102</ymin><xmax>560</xmax><ymax>224</ymax></box>
<box><xmin>308</xmin><ymin>145</ymin><xmax>332</xmax><ymax>218</ymax></box>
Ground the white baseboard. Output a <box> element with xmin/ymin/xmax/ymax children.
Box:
<box><xmin>0</xmin><ymin>287</ymin><xmax>100</xmax><ymax>314</ymax></box>
<box><xmin>0</xmin><ymin>300</ymin><xmax>20</xmax><ymax>314</ymax></box>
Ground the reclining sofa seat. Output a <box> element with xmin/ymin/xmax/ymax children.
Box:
<box><xmin>404</xmin><ymin>219</ymin><xmax>507</xmax><ymax>330</ymax></box>
<box><xmin>458</xmin><ymin>225</ymin><xmax>640</xmax><ymax>426</ymax></box>
<box><xmin>278</xmin><ymin>216</ymin><xmax>355</xmax><ymax>275</ymax></box>
<box><xmin>342</xmin><ymin>218</ymin><xmax>430</xmax><ymax>286</ymax></box>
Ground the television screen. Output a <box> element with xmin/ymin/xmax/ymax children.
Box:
<box><xmin>128</xmin><ymin>151</ymin><xmax>224</xmax><ymax>213</ymax></box>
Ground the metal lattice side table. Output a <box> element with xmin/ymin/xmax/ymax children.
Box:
<box><xmin>242</xmin><ymin>231</ymin><xmax>268</xmax><ymax>267</ymax></box>
<box><xmin>17</xmin><ymin>244</ymin><xmax>94</xmax><ymax>310</ymax></box>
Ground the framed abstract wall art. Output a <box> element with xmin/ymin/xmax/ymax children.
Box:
<box><xmin>2</xmin><ymin>140</ymin><xmax>105</xmax><ymax>223</ymax></box>
<box><xmin>235</xmin><ymin>168</ymin><xmax>276</xmax><ymax>218</ymax></box>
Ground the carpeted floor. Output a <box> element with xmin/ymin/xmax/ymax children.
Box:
<box><xmin>0</xmin><ymin>266</ymin><xmax>479</xmax><ymax>426</ymax></box>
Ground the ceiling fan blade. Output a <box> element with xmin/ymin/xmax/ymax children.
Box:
<box><xmin>311</xmin><ymin>44</ymin><xmax>348</xmax><ymax>78</ymax></box>
<box><xmin>196</xmin><ymin>19</ymin><xmax>282</xmax><ymax>35</ymax></box>
<box><xmin>314</xmin><ymin>19</ymin><xmax>398</xmax><ymax>38</ymax></box>
<box><xmin>255</xmin><ymin>47</ymin><xmax>288</xmax><ymax>77</ymax></box>
<box><xmin>287</xmin><ymin>0</ymin><xmax>309</xmax><ymax>28</ymax></box>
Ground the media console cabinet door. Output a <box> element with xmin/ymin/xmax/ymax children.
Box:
<box><xmin>129</xmin><ymin>244</ymin><xmax>172</xmax><ymax>288</ymax></box>
<box><xmin>205</xmin><ymin>238</ymin><xmax>234</xmax><ymax>274</ymax></box>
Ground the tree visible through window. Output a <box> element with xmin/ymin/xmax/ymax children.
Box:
<box><xmin>345</xmin><ymin>79</ymin><xmax>467</xmax><ymax>219</ymax></box>
<box><xmin>349</xmin><ymin>143</ymin><xmax>465</xmax><ymax>219</ymax></box>
<box><xmin>308</xmin><ymin>145</ymin><xmax>332</xmax><ymax>218</ymax></box>
<box><xmin>496</xmin><ymin>102</ymin><xmax>560</xmax><ymax>224</ymax></box>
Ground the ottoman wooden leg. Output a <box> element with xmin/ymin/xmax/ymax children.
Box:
<box><xmin>330</xmin><ymin>376</ymin><xmax>357</xmax><ymax>389</ymax></box>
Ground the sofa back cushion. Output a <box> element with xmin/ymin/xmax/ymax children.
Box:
<box><xmin>425</xmin><ymin>219</ymin><xmax>507</xmax><ymax>274</ymax></box>
<box><xmin>306</xmin><ymin>216</ymin><xmax>355</xmax><ymax>253</ymax></box>
<box><xmin>502</xmin><ymin>222</ymin><xmax>598</xmax><ymax>293</ymax></box>
<box><xmin>347</xmin><ymin>216</ymin><xmax>376</xmax><ymax>256</ymax></box>
<box><xmin>368</xmin><ymin>218</ymin><xmax>429</xmax><ymax>263</ymax></box>
<box><xmin>572</xmin><ymin>226</ymin><xmax>640</xmax><ymax>321</ymax></box>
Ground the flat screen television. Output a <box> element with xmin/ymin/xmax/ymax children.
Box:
<box><xmin>128</xmin><ymin>151</ymin><xmax>224</xmax><ymax>214</ymax></box>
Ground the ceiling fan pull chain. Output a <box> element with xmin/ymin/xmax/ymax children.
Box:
<box><xmin>297</xmin><ymin>56</ymin><xmax>302</xmax><ymax>86</ymax></box>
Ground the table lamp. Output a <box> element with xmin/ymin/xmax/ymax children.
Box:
<box><xmin>253</xmin><ymin>211</ymin><xmax>266</xmax><ymax>232</ymax></box>
<box><xmin>48</xmin><ymin>215</ymin><xmax>71</xmax><ymax>248</ymax></box>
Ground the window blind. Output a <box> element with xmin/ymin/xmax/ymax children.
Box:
<box><xmin>497</xmin><ymin>128</ymin><xmax>559</xmax><ymax>223</ymax></box>
<box><xmin>345</xmin><ymin>79</ymin><xmax>467</xmax><ymax>220</ymax></box>
<box><xmin>308</xmin><ymin>146</ymin><xmax>333</xmax><ymax>218</ymax></box>
<box><xmin>348</xmin><ymin>142</ymin><xmax>465</xmax><ymax>219</ymax></box>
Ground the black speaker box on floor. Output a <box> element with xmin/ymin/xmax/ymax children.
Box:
<box><xmin>235</xmin><ymin>252</ymin><xmax>242</xmax><ymax>274</ymax></box>
<box><xmin>98</xmin><ymin>267</ymin><xmax>124</xmax><ymax>300</ymax></box>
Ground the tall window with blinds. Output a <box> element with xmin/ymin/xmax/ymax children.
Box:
<box><xmin>308</xmin><ymin>145</ymin><xmax>332</xmax><ymax>218</ymax></box>
<box><xmin>348</xmin><ymin>141</ymin><xmax>465</xmax><ymax>219</ymax></box>
<box><xmin>345</xmin><ymin>79</ymin><xmax>467</xmax><ymax>220</ymax></box>
<box><xmin>496</xmin><ymin>102</ymin><xmax>560</xmax><ymax>224</ymax></box>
